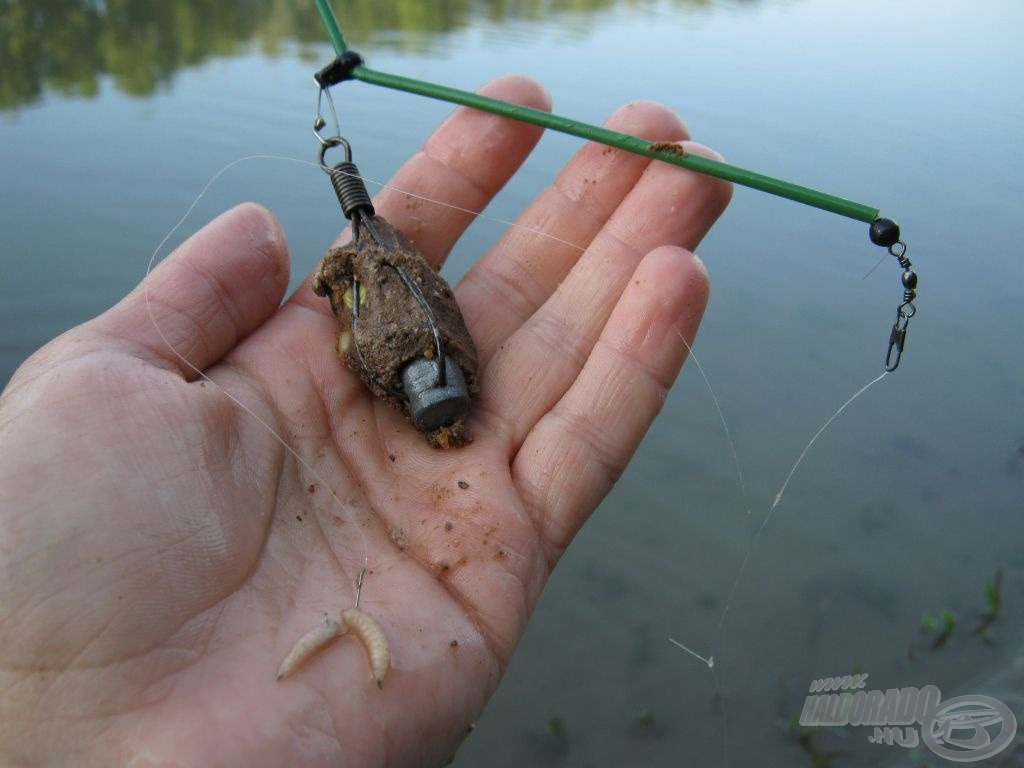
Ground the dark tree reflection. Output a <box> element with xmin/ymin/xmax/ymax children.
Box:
<box><xmin>0</xmin><ymin>0</ymin><xmax>755</xmax><ymax>110</ymax></box>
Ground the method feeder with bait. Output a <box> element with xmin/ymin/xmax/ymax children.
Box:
<box><xmin>309</xmin><ymin>1</ymin><xmax>920</xmax><ymax>446</ymax></box>
<box><xmin>311</xmin><ymin>86</ymin><xmax>478</xmax><ymax>449</ymax></box>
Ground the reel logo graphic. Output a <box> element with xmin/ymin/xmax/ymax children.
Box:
<box><xmin>921</xmin><ymin>695</ymin><xmax>1017</xmax><ymax>763</ymax></box>
<box><xmin>800</xmin><ymin>676</ymin><xmax>1017</xmax><ymax>762</ymax></box>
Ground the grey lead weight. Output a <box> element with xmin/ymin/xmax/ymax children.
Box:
<box><xmin>401</xmin><ymin>356</ymin><xmax>471</xmax><ymax>432</ymax></box>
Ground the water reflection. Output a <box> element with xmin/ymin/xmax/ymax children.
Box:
<box><xmin>0</xmin><ymin>0</ymin><xmax>756</xmax><ymax>110</ymax></box>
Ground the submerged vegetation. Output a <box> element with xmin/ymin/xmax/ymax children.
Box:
<box><xmin>920</xmin><ymin>607</ymin><xmax>958</xmax><ymax>651</ymax></box>
<box><xmin>973</xmin><ymin>567</ymin><xmax>1004</xmax><ymax>641</ymax></box>
<box><xmin>789</xmin><ymin>717</ymin><xmax>844</xmax><ymax>768</ymax></box>
<box><xmin>915</xmin><ymin>568</ymin><xmax>1004</xmax><ymax>655</ymax></box>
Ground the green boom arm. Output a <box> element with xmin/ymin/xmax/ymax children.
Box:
<box><xmin>312</xmin><ymin>0</ymin><xmax>880</xmax><ymax>223</ymax></box>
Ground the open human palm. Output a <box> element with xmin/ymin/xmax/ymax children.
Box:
<box><xmin>0</xmin><ymin>77</ymin><xmax>729</xmax><ymax>766</ymax></box>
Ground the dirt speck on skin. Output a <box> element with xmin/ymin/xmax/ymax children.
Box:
<box><xmin>432</xmin><ymin>557</ymin><xmax>467</xmax><ymax>577</ymax></box>
<box><xmin>430</xmin><ymin>482</ymin><xmax>453</xmax><ymax>507</ymax></box>
<box><xmin>648</xmin><ymin>140</ymin><xmax>687</xmax><ymax>157</ymax></box>
<box><xmin>450</xmin><ymin>639</ymin><xmax>459</xmax><ymax>648</ymax></box>
<box><xmin>387</xmin><ymin>524</ymin><xmax>408</xmax><ymax>551</ymax></box>
<box><xmin>296</xmin><ymin>515</ymin><xmax>303</xmax><ymax>522</ymax></box>
<box><xmin>444</xmin><ymin>521</ymin><xmax>453</xmax><ymax>532</ymax></box>
<box><xmin>457</xmin><ymin>480</ymin><xmax>469</xmax><ymax>490</ymax></box>
<box><xmin>307</xmin><ymin>484</ymin><xmax>316</xmax><ymax>494</ymax></box>
<box><xmin>388</xmin><ymin>453</ymin><xmax>397</xmax><ymax>462</ymax></box>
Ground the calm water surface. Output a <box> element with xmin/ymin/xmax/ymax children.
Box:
<box><xmin>2</xmin><ymin>1</ymin><xmax>1023</xmax><ymax>765</ymax></box>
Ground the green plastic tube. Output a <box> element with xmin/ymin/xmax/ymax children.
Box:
<box><xmin>313</xmin><ymin>0</ymin><xmax>879</xmax><ymax>223</ymax></box>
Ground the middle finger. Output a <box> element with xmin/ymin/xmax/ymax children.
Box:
<box><xmin>456</xmin><ymin>100</ymin><xmax>691</xmax><ymax>364</ymax></box>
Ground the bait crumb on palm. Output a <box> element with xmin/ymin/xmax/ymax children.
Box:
<box><xmin>426</xmin><ymin>423</ymin><xmax>471</xmax><ymax>450</ymax></box>
<box><xmin>648</xmin><ymin>141</ymin><xmax>687</xmax><ymax>157</ymax></box>
<box><xmin>276</xmin><ymin>607</ymin><xmax>390</xmax><ymax>688</ymax></box>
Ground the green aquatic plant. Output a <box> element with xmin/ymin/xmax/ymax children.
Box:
<box><xmin>974</xmin><ymin>567</ymin><xmax>1004</xmax><ymax>641</ymax></box>
<box><xmin>918</xmin><ymin>569</ymin><xmax>1004</xmax><ymax>652</ymax></box>
<box><xmin>920</xmin><ymin>612</ymin><xmax>937</xmax><ymax>634</ymax></box>
<box><xmin>634</xmin><ymin>708</ymin><xmax>656</xmax><ymax>730</ymax></box>
<box><xmin>919</xmin><ymin>606</ymin><xmax>957</xmax><ymax>650</ymax></box>
<box><xmin>545</xmin><ymin>715</ymin><xmax>565</xmax><ymax>738</ymax></box>
<box><xmin>628</xmin><ymin>707</ymin><xmax>669</xmax><ymax>741</ymax></box>
<box><xmin>933</xmin><ymin>608</ymin><xmax>958</xmax><ymax>650</ymax></box>
<box><xmin>788</xmin><ymin>717</ymin><xmax>844</xmax><ymax>768</ymax></box>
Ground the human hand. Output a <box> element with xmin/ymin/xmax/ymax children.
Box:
<box><xmin>0</xmin><ymin>76</ymin><xmax>729</xmax><ymax>766</ymax></box>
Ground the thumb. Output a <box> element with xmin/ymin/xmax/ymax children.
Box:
<box><xmin>95</xmin><ymin>202</ymin><xmax>290</xmax><ymax>378</ymax></box>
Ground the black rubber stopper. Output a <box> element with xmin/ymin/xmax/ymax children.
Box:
<box><xmin>870</xmin><ymin>218</ymin><xmax>901</xmax><ymax>247</ymax></box>
<box><xmin>314</xmin><ymin>51</ymin><xmax>365</xmax><ymax>88</ymax></box>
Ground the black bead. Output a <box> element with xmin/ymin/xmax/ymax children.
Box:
<box><xmin>870</xmin><ymin>218</ymin><xmax>901</xmax><ymax>247</ymax></box>
<box><xmin>902</xmin><ymin>270</ymin><xmax>918</xmax><ymax>289</ymax></box>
